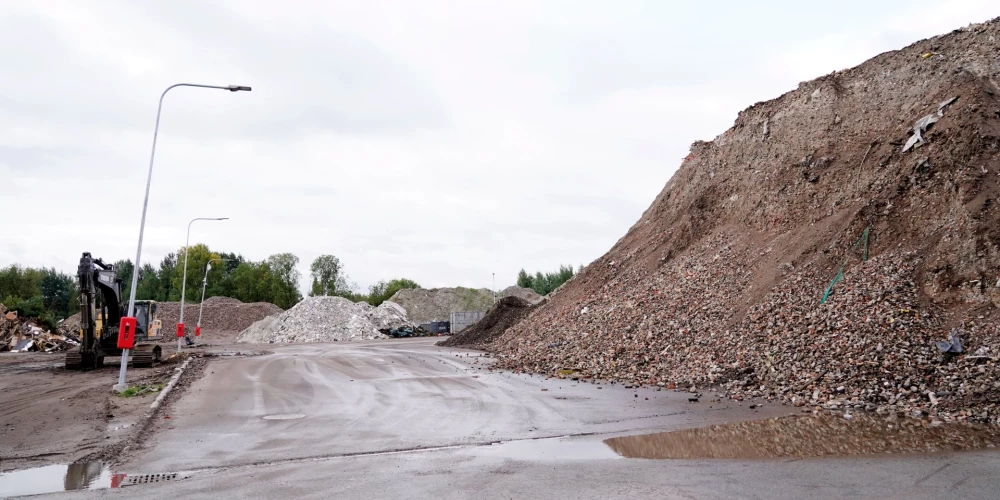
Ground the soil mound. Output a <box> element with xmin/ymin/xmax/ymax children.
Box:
<box><xmin>488</xmin><ymin>19</ymin><xmax>1000</xmax><ymax>424</ymax></box>
<box><xmin>439</xmin><ymin>296</ymin><xmax>535</xmax><ymax>348</ymax></box>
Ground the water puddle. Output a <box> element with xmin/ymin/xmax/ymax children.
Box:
<box><xmin>605</xmin><ymin>413</ymin><xmax>1000</xmax><ymax>459</ymax></box>
<box><xmin>478</xmin><ymin>436</ymin><xmax>620</xmax><ymax>461</ymax></box>
<box><xmin>263</xmin><ymin>413</ymin><xmax>306</xmax><ymax>420</ymax></box>
<box><xmin>0</xmin><ymin>462</ymin><xmax>115</xmax><ymax>497</ymax></box>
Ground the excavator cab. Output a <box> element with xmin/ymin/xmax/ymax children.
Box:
<box><xmin>133</xmin><ymin>300</ymin><xmax>162</xmax><ymax>340</ymax></box>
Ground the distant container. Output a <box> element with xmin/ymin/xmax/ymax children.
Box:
<box><xmin>429</xmin><ymin>321</ymin><xmax>451</xmax><ymax>334</ymax></box>
<box><xmin>449</xmin><ymin>311</ymin><xmax>486</xmax><ymax>334</ymax></box>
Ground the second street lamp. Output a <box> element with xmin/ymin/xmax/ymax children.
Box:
<box><xmin>177</xmin><ymin>217</ymin><xmax>228</xmax><ymax>352</ymax></box>
<box><xmin>196</xmin><ymin>258</ymin><xmax>231</xmax><ymax>339</ymax></box>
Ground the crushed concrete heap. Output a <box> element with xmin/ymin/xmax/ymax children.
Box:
<box><xmin>488</xmin><ymin>19</ymin><xmax>1000</xmax><ymax>425</ymax></box>
<box><xmin>235</xmin><ymin>297</ymin><xmax>414</xmax><ymax>343</ymax></box>
<box><xmin>388</xmin><ymin>287</ymin><xmax>495</xmax><ymax>323</ymax></box>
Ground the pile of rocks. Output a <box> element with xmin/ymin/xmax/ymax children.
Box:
<box><xmin>235</xmin><ymin>297</ymin><xmax>414</xmax><ymax>343</ymax></box>
<box><xmin>155</xmin><ymin>297</ymin><xmax>282</xmax><ymax>332</ymax></box>
<box><xmin>486</xmin><ymin>18</ymin><xmax>1000</xmax><ymax>425</ymax></box>
<box><xmin>388</xmin><ymin>287</ymin><xmax>495</xmax><ymax>323</ymax></box>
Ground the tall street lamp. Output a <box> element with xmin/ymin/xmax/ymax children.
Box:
<box><xmin>177</xmin><ymin>217</ymin><xmax>228</xmax><ymax>352</ymax></box>
<box><xmin>195</xmin><ymin>258</ymin><xmax>231</xmax><ymax>339</ymax></box>
<box><xmin>114</xmin><ymin>83</ymin><xmax>251</xmax><ymax>393</ymax></box>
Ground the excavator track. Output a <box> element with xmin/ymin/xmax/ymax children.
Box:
<box><xmin>131</xmin><ymin>343</ymin><xmax>162</xmax><ymax>368</ymax></box>
<box><xmin>65</xmin><ymin>348</ymin><xmax>82</xmax><ymax>370</ymax></box>
<box><xmin>65</xmin><ymin>348</ymin><xmax>102</xmax><ymax>370</ymax></box>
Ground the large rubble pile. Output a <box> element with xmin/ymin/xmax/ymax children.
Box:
<box><xmin>235</xmin><ymin>297</ymin><xmax>414</xmax><ymax>343</ymax></box>
<box><xmin>150</xmin><ymin>297</ymin><xmax>281</xmax><ymax>332</ymax></box>
<box><xmin>1</xmin><ymin>304</ymin><xmax>78</xmax><ymax>352</ymax></box>
<box><xmin>57</xmin><ymin>296</ymin><xmax>281</xmax><ymax>335</ymax></box>
<box><xmin>488</xmin><ymin>19</ymin><xmax>1000</xmax><ymax>425</ymax></box>
<box><xmin>388</xmin><ymin>287</ymin><xmax>495</xmax><ymax>323</ymax></box>
<box><xmin>439</xmin><ymin>297</ymin><xmax>536</xmax><ymax>348</ymax></box>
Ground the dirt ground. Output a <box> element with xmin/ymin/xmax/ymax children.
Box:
<box><xmin>0</xmin><ymin>328</ymin><xmax>250</xmax><ymax>472</ymax></box>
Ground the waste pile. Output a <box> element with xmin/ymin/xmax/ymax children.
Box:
<box><xmin>501</xmin><ymin>286</ymin><xmax>545</xmax><ymax>305</ymax></box>
<box><xmin>388</xmin><ymin>287</ymin><xmax>495</xmax><ymax>323</ymax></box>
<box><xmin>235</xmin><ymin>296</ymin><xmax>414</xmax><ymax>343</ymax></box>
<box><xmin>488</xmin><ymin>18</ymin><xmax>1000</xmax><ymax>425</ymax></box>
<box><xmin>1</xmin><ymin>304</ymin><xmax>78</xmax><ymax>352</ymax></box>
<box><xmin>439</xmin><ymin>297</ymin><xmax>536</xmax><ymax>348</ymax></box>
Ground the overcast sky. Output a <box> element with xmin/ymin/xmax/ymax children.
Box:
<box><xmin>0</xmin><ymin>1</ymin><xmax>996</xmax><ymax>293</ymax></box>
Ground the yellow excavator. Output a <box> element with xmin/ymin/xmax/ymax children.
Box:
<box><xmin>65</xmin><ymin>252</ymin><xmax>163</xmax><ymax>370</ymax></box>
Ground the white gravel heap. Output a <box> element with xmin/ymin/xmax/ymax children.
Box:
<box><xmin>236</xmin><ymin>297</ymin><xmax>414</xmax><ymax>344</ymax></box>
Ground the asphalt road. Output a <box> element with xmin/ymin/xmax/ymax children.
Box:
<box><xmin>32</xmin><ymin>338</ymin><xmax>1000</xmax><ymax>499</ymax></box>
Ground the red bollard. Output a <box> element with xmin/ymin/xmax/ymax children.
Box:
<box><xmin>176</xmin><ymin>323</ymin><xmax>185</xmax><ymax>338</ymax></box>
<box><xmin>111</xmin><ymin>473</ymin><xmax>127</xmax><ymax>488</ymax></box>
<box><xmin>195</xmin><ymin>326</ymin><xmax>201</xmax><ymax>337</ymax></box>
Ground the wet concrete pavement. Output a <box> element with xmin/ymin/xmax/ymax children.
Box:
<box><xmin>26</xmin><ymin>338</ymin><xmax>1000</xmax><ymax>499</ymax></box>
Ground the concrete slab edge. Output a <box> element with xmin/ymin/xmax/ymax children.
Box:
<box><xmin>150</xmin><ymin>357</ymin><xmax>192</xmax><ymax>411</ymax></box>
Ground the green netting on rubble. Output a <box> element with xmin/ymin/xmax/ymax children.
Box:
<box><xmin>820</xmin><ymin>227</ymin><xmax>870</xmax><ymax>304</ymax></box>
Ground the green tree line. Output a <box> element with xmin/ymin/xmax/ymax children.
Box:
<box><xmin>2</xmin><ymin>250</ymin><xmax>423</xmax><ymax>326</ymax></box>
<box><xmin>516</xmin><ymin>264</ymin><xmax>581</xmax><ymax>296</ymax></box>
<box><xmin>0</xmin><ymin>265</ymin><xmax>76</xmax><ymax>328</ymax></box>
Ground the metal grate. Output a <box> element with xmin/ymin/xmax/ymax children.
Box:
<box><xmin>120</xmin><ymin>473</ymin><xmax>179</xmax><ymax>486</ymax></box>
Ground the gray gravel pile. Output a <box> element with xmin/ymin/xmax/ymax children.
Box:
<box><xmin>388</xmin><ymin>287</ymin><xmax>495</xmax><ymax>323</ymax></box>
<box><xmin>236</xmin><ymin>297</ymin><xmax>414</xmax><ymax>343</ymax></box>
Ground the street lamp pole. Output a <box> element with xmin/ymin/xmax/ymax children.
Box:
<box><xmin>196</xmin><ymin>258</ymin><xmax>231</xmax><ymax>339</ymax></box>
<box><xmin>493</xmin><ymin>272</ymin><xmax>496</xmax><ymax>304</ymax></box>
<box><xmin>177</xmin><ymin>217</ymin><xmax>228</xmax><ymax>352</ymax></box>
<box><xmin>114</xmin><ymin>83</ymin><xmax>251</xmax><ymax>393</ymax></box>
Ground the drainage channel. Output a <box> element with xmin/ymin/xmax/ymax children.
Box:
<box><xmin>0</xmin><ymin>462</ymin><xmax>194</xmax><ymax>498</ymax></box>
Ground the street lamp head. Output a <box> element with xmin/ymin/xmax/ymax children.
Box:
<box><xmin>228</xmin><ymin>85</ymin><xmax>252</xmax><ymax>92</ymax></box>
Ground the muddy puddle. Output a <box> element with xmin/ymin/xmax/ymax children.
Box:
<box><xmin>0</xmin><ymin>462</ymin><xmax>114</xmax><ymax>497</ymax></box>
<box><xmin>605</xmin><ymin>413</ymin><xmax>1000</xmax><ymax>459</ymax></box>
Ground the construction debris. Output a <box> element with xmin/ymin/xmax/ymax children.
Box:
<box><xmin>235</xmin><ymin>296</ymin><xmax>415</xmax><ymax>344</ymax></box>
<box><xmin>485</xmin><ymin>18</ymin><xmax>1000</xmax><ymax>425</ymax></box>
<box><xmin>1</xmin><ymin>303</ymin><xmax>78</xmax><ymax>353</ymax></box>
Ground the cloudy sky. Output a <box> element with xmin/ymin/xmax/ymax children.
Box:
<box><xmin>0</xmin><ymin>1</ymin><xmax>996</xmax><ymax>293</ymax></box>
